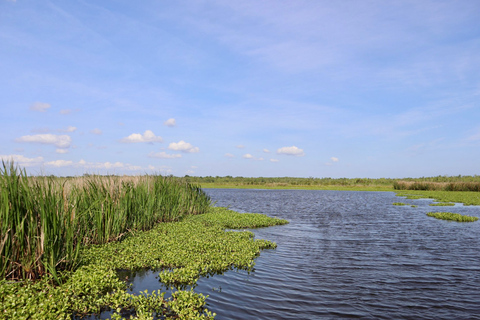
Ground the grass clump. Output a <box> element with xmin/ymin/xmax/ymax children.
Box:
<box><xmin>393</xmin><ymin>202</ymin><xmax>407</xmax><ymax>206</ymax></box>
<box><xmin>426</xmin><ymin>212</ymin><xmax>478</xmax><ymax>222</ymax></box>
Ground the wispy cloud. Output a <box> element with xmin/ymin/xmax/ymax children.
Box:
<box><xmin>90</xmin><ymin>128</ymin><xmax>102</xmax><ymax>135</ymax></box>
<box><xmin>148</xmin><ymin>151</ymin><xmax>182</xmax><ymax>159</ymax></box>
<box><xmin>225</xmin><ymin>153</ymin><xmax>234</xmax><ymax>158</ymax></box>
<box><xmin>243</xmin><ymin>153</ymin><xmax>253</xmax><ymax>159</ymax></box>
<box><xmin>15</xmin><ymin>134</ymin><xmax>72</xmax><ymax>148</ymax></box>
<box><xmin>120</xmin><ymin>130</ymin><xmax>163</xmax><ymax>143</ymax></box>
<box><xmin>60</xmin><ymin>126</ymin><xmax>77</xmax><ymax>133</ymax></box>
<box><xmin>30</xmin><ymin>102</ymin><xmax>51</xmax><ymax>112</ymax></box>
<box><xmin>45</xmin><ymin>160</ymin><xmax>73</xmax><ymax>167</ymax></box>
<box><xmin>277</xmin><ymin>146</ymin><xmax>305</xmax><ymax>156</ymax></box>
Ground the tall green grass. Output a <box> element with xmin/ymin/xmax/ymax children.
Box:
<box><xmin>0</xmin><ymin>161</ymin><xmax>211</xmax><ymax>282</ymax></box>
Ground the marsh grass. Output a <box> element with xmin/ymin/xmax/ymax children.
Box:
<box><xmin>394</xmin><ymin>180</ymin><xmax>480</xmax><ymax>192</ymax></box>
<box><xmin>0</xmin><ymin>161</ymin><xmax>211</xmax><ymax>282</ymax></box>
<box><xmin>392</xmin><ymin>202</ymin><xmax>407</xmax><ymax>206</ymax></box>
<box><xmin>426</xmin><ymin>212</ymin><xmax>478</xmax><ymax>222</ymax></box>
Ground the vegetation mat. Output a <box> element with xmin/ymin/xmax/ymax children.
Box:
<box><xmin>0</xmin><ymin>207</ymin><xmax>288</xmax><ymax>320</ymax></box>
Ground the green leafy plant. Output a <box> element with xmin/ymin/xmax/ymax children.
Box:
<box><xmin>426</xmin><ymin>212</ymin><xmax>478</xmax><ymax>222</ymax></box>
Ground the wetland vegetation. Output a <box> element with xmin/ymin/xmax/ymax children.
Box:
<box><xmin>426</xmin><ymin>212</ymin><xmax>479</xmax><ymax>222</ymax></box>
<box><xmin>0</xmin><ymin>162</ymin><xmax>288</xmax><ymax>319</ymax></box>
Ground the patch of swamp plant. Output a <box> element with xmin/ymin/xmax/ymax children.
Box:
<box><xmin>429</xmin><ymin>202</ymin><xmax>455</xmax><ymax>206</ymax></box>
<box><xmin>426</xmin><ymin>212</ymin><xmax>479</xmax><ymax>222</ymax></box>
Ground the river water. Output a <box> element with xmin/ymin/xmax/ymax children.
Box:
<box><xmin>129</xmin><ymin>189</ymin><xmax>480</xmax><ymax>319</ymax></box>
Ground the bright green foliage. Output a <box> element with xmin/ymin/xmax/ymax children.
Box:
<box><xmin>0</xmin><ymin>161</ymin><xmax>211</xmax><ymax>282</ymax></box>
<box><xmin>186</xmin><ymin>207</ymin><xmax>289</xmax><ymax>229</ymax></box>
<box><xmin>392</xmin><ymin>202</ymin><xmax>407</xmax><ymax>206</ymax></box>
<box><xmin>0</xmin><ymin>265</ymin><xmax>214</xmax><ymax>319</ymax></box>
<box><xmin>81</xmin><ymin>207</ymin><xmax>287</xmax><ymax>288</ymax></box>
<box><xmin>429</xmin><ymin>202</ymin><xmax>455</xmax><ymax>206</ymax></box>
<box><xmin>0</xmin><ymin>207</ymin><xmax>287</xmax><ymax>319</ymax></box>
<box><xmin>426</xmin><ymin>212</ymin><xmax>479</xmax><ymax>222</ymax></box>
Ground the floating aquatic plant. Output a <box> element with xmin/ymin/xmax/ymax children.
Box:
<box><xmin>429</xmin><ymin>202</ymin><xmax>455</xmax><ymax>206</ymax></box>
<box><xmin>426</xmin><ymin>212</ymin><xmax>478</xmax><ymax>222</ymax></box>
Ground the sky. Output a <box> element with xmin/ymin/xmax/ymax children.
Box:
<box><xmin>1</xmin><ymin>0</ymin><xmax>479</xmax><ymax>178</ymax></box>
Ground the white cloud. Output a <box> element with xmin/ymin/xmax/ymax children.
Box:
<box><xmin>56</xmin><ymin>149</ymin><xmax>68</xmax><ymax>154</ymax></box>
<box><xmin>263</xmin><ymin>149</ymin><xmax>270</xmax><ymax>153</ymax></box>
<box><xmin>270</xmin><ymin>158</ymin><xmax>279</xmax><ymax>162</ymax></box>
<box><xmin>0</xmin><ymin>154</ymin><xmax>43</xmax><ymax>167</ymax></box>
<box><xmin>30</xmin><ymin>102</ymin><xmax>50</xmax><ymax>112</ymax></box>
<box><xmin>236</xmin><ymin>145</ymin><xmax>245</xmax><ymax>149</ymax></box>
<box><xmin>168</xmin><ymin>140</ymin><xmax>199</xmax><ymax>153</ymax></box>
<box><xmin>90</xmin><ymin>128</ymin><xmax>102</xmax><ymax>135</ymax></box>
<box><xmin>15</xmin><ymin>134</ymin><xmax>72</xmax><ymax>148</ymax></box>
<box><xmin>277</xmin><ymin>146</ymin><xmax>305</xmax><ymax>156</ymax></box>
<box><xmin>60</xmin><ymin>109</ymin><xmax>72</xmax><ymax>115</ymax></box>
<box><xmin>148</xmin><ymin>151</ymin><xmax>182</xmax><ymax>159</ymax></box>
<box><xmin>164</xmin><ymin>118</ymin><xmax>176</xmax><ymax>127</ymax></box>
<box><xmin>331</xmin><ymin>157</ymin><xmax>339</xmax><ymax>162</ymax></box>
<box><xmin>225</xmin><ymin>153</ymin><xmax>235</xmax><ymax>158</ymax></box>
<box><xmin>185</xmin><ymin>170</ymin><xmax>195</xmax><ymax>175</ymax></box>
<box><xmin>45</xmin><ymin>160</ymin><xmax>73</xmax><ymax>167</ymax></box>
<box><xmin>243</xmin><ymin>153</ymin><xmax>254</xmax><ymax>159</ymax></box>
<box><xmin>258</xmin><ymin>157</ymin><xmax>264</xmax><ymax>161</ymax></box>
<box><xmin>120</xmin><ymin>130</ymin><xmax>163</xmax><ymax>143</ymax></box>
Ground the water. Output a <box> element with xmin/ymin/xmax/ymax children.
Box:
<box><xmin>128</xmin><ymin>189</ymin><xmax>480</xmax><ymax>319</ymax></box>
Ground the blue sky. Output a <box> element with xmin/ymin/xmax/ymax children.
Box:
<box><xmin>1</xmin><ymin>0</ymin><xmax>479</xmax><ymax>178</ymax></box>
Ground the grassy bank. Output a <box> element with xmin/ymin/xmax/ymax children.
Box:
<box><xmin>0</xmin><ymin>162</ymin><xmax>210</xmax><ymax>282</ymax></box>
<box><xmin>0</xmin><ymin>207</ymin><xmax>288</xmax><ymax>319</ymax></box>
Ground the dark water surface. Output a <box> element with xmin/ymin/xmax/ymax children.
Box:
<box><xmin>130</xmin><ymin>189</ymin><xmax>480</xmax><ymax>319</ymax></box>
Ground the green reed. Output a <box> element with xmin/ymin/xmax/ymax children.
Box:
<box><xmin>426</xmin><ymin>212</ymin><xmax>479</xmax><ymax>222</ymax></box>
<box><xmin>394</xmin><ymin>180</ymin><xmax>480</xmax><ymax>192</ymax></box>
<box><xmin>0</xmin><ymin>161</ymin><xmax>211</xmax><ymax>282</ymax></box>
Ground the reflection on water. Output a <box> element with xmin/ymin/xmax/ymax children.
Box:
<box><xmin>128</xmin><ymin>189</ymin><xmax>480</xmax><ymax>319</ymax></box>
